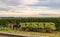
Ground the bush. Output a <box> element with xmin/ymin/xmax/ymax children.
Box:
<box><xmin>44</xmin><ymin>23</ymin><xmax>56</xmax><ymax>32</ymax></box>
<box><xmin>20</xmin><ymin>22</ymin><xmax>56</xmax><ymax>32</ymax></box>
<box><xmin>0</xmin><ymin>26</ymin><xmax>13</xmax><ymax>32</ymax></box>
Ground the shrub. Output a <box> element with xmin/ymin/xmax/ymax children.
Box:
<box><xmin>44</xmin><ymin>23</ymin><xmax>56</xmax><ymax>32</ymax></box>
<box><xmin>20</xmin><ymin>22</ymin><xmax>56</xmax><ymax>32</ymax></box>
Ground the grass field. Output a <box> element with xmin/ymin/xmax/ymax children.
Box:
<box><xmin>13</xmin><ymin>31</ymin><xmax>60</xmax><ymax>37</ymax></box>
<box><xmin>0</xmin><ymin>30</ymin><xmax>60</xmax><ymax>37</ymax></box>
<box><xmin>0</xmin><ymin>27</ymin><xmax>60</xmax><ymax>37</ymax></box>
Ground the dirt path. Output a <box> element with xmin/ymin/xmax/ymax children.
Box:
<box><xmin>0</xmin><ymin>32</ymin><xmax>27</xmax><ymax>37</ymax></box>
<box><xmin>0</xmin><ymin>32</ymin><xmax>47</xmax><ymax>37</ymax></box>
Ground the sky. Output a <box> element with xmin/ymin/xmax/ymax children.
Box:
<box><xmin>0</xmin><ymin>0</ymin><xmax>60</xmax><ymax>17</ymax></box>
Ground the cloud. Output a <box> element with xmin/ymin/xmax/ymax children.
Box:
<box><xmin>0</xmin><ymin>0</ymin><xmax>39</xmax><ymax>6</ymax></box>
<box><xmin>0</xmin><ymin>7</ymin><xmax>10</xmax><ymax>11</ymax></box>
<box><xmin>0</xmin><ymin>11</ymin><xmax>60</xmax><ymax>17</ymax></box>
<box><xmin>0</xmin><ymin>11</ymin><xmax>40</xmax><ymax>17</ymax></box>
<box><xmin>0</xmin><ymin>0</ymin><xmax>60</xmax><ymax>17</ymax></box>
<box><xmin>20</xmin><ymin>0</ymin><xmax>39</xmax><ymax>6</ymax></box>
<box><xmin>40</xmin><ymin>14</ymin><xmax>60</xmax><ymax>17</ymax></box>
<box><xmin>0</xmin><ymin>0</ymin><xmax>19</xmax><ymax>6</ymax></box>
<box><xmin>10</xmin><ymin>6</ymin><xmax>60</xmax><ymax>14</ymax></box>
<box><xmin>29</xmin><ymin>0</ymin><xmax>60</xmax><ymax>9</ymax></box>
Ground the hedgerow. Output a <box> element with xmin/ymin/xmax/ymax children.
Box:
<box><xmin>20</xmin><ymin>22</ymin><xmax>56</xmax><ymax>32</ymax></box>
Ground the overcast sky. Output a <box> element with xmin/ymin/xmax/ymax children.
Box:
<box><xmin>0</xmin><ymin>0</ymin><xmax>60</xmax><ymax>17</ymax></box>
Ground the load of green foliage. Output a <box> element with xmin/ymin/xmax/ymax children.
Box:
<box><xmin>20</xmin><ymin>22</ymin><xmax>56</xmax><ymax>32</ymax></box>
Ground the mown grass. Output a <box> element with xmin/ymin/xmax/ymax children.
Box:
<box><xmin>14</xmin><ymin>31</ymin><xmax>60</xmax><ymax>37</ymax></box>
<box><xmin>0</xmin><ymin>26</ymin><xmax>60</xmax><ymax>37</ymax></box>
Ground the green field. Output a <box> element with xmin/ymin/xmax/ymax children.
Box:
<box><xmin>0</xmin><ymin>27</ymin><xmax>60</xmax><ymax>37</ymax></box>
